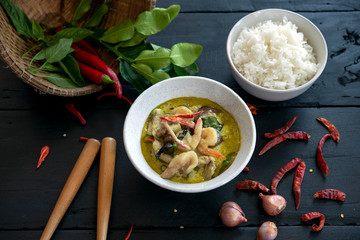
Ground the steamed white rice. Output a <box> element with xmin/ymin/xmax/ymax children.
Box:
<box><xmin>232</xmin><ymin>17</ymin><xmax>319</xmax><ymax>90</ymax></box>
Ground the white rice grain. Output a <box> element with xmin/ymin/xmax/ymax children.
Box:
<box><xmin>232</xmin><ymin>17</ymin><xmax>319</xmax><ymax>90</ymax></box>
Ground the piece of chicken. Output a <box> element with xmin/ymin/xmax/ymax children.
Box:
<box><xmin>160</xmin><ymin>151</ymin><xmax>198</xmax><ymax>179</ymax></box>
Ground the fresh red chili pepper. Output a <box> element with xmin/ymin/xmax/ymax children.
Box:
<box><xmin>97</xmin><ymin>92</ymin><xmax>133</xmax><ymax>105</ymax></box>
<box><xmin>145</xmin><ymin>137</ymin><xmax>155</xmax><ymax>142</ymax></box>
<box><xmin>314</xmin><ymin>189</ymin><xmax>346</xmax><ymax>201</ymax></box>
<box><xmin>259</xmin><ymin>131</ymin><xmax>310</xmax><ymax>156</ymax></box>
<box><xmin>264</xmin><ymin>114</ymin><xmax>299</xmax><ymax>138</ymax></box>
<box><xmin>77</xmin><ymin>62</ymin><xmax>115</xmax><ymax>85</ymax></box>
<box><xmin>79</xmin><ymin>137</ymin><xmax>89</xmax><ymax>141</ymax></box>
<box><xmin>37</xmin><ymin>145</ymin><xmax>50</xmax><ymax>168</ymax></box>
<box><xmin>301</xmin><ymin>212</ymin><xmax>325</xmax><ymax>231</ymax></box>
<box><xmin>72</xmin><ymin>45</ymin><xmax>122</xmax><ymax>99</ymax></box>
<box><xmin>316</xmin><ymin>117</ymin><xmax>340</xmax><ymax>142</ymax></box>
<box><xmin>65</xmin><ymin>103</ymin><xmax>86</xmax><ymax>125</ymax></box>
<box><xmin>243</xmin><ymin>166</ymin><xmax>250</xmax><ymax>172</ymax></box>
<box><xmin>271</xmin><ymin>157</ymin><xmax>302</xmax><ymax>194</ymax></box>
<box><xmin>316</xmin><ymin>134</ymin><xmax>331</xmax><ymax>176</ymax></box>
<box><xmin>293</xmin><ymin>161</ymin><xmax>306</xmax><ymax>210</ymax></box>
<box><xmin>235</xmin><ymin>179</ymin><xmax>269</xmax><ymax>192</ymax></box>
<box><xmin>160</xmin><ymin>116</ymin><xmax>195</xmax><ymax>129</ymax></box>
<box><xmin>246</xmin><ymin>103</ymin><xmax>258</xmax><ymax>115</ymax></box>
<box><xmin>124</xmin><ymin>224</ymin><xmax>133</xmax><ymax>240</ymax></box>
<box><xmin>73</xmin><ymin>39</ymin><xmax>100</xmax><ymax>57</ymax></box>
<box><xmin>173</xmin><ymin>109</ymin><xmax>204</xmax><ymax>118</ymax></box>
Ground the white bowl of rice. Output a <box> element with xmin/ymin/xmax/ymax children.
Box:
<box><xmin>226</xmin><ymin>9</ymin><xmax>328</xmax><ymax>101</ymax></box>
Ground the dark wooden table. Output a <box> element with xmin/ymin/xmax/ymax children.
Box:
<box><xmin>1</xmin><ymin>1</ymin><xmax>359</xmax><ymax>239</ymax></box>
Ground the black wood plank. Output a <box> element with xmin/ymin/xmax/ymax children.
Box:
<box><xmin>147</xmin><ymin>11</ymin><xmax>360</xmax><ymax>107</ymax></box>
<box><xmin>1</xmin><ymin>226</ymin><xmax>360</xmax><ymax>240</ymax></box>
<box><xmin>157</xmin><ymin>0</ymin><xmax>360</xmax><ymax>12</ymax></box>
<box><xmin>1</xmin><ymin>11</ymin><xmax>360</xmax><ymax>108</ymax></box>
<box><xmin>0</xmin><ymin>108</ymin><xmax>358</xmax><ymax>232</ymax></box>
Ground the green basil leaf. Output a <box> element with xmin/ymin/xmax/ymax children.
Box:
<box><xmin>119</xmin><ymin>60</ymin><xmax>150</xmax><ymax>93</ymax></box>
<box><xmin>59</xmin><ymin>54</ymin><xmax>86</xmax><ymax>87</ymax></box>
<box><xmin>173</xmin><ymin>62</ymin><xmax>199</xmax><ymax>76</ymax></box>
<box><xmin>44</xmin><ymin>73</ymin><xmax>80</xmax><ymax>88</ymax></box>
<box><xmin>40</xmin><ymin>63</ymin><xmax>64</xmax><ymax>73</ymax></box>
<box><xmin>44</xmin><ymin>38</ymin><xmax>74</xmax><ymax>63</ymax></box>
<box><xmin>170</xmin><ymin>43</ymin><xmax>203</xmax><ymax>67</ymax></box>
<box><xmin>29</xmin><ymin>49</ymin><xmax>46</xmax><ymax>69</ymax></box>
<box><xmin>0</xmin><ymin>0</ymin><xmax>35</xmax><ymax>38</ymax></box>
<box><xmin>134</xmin><ymin>8</ymin><xmax>171</xmax><ymax>36</ymax></box>
<box><xmin>83</xmin><ymin>1</ymin><xmax>110</xmax><ymax>27</ymax></box>
<box><xmin>132</xmin><ymin>63</ymin><xmax>170</xmax><ymax>84</ymax></box>
<box><xmin>134</xmin><ymin>48</ymin><xmax>171</xmax><ymax>70</ymax></box>
<box><xmin>101</xmin><ymin>19</ymin><xmax>135</xmax><ymax>43</ymax></box>
<box><xmin>116</xmin><ymin>32</ymin><xmax>147</xmax><ymax>48</ymax></box>
<box><xmin>71</xmin><ymin>0</ymin><xmax>92</xmax><ymax>22</ymax></box>
<box><xmin>202</xmin><ymin>116</ymin><xmax>223</xmax><ymax>131</ymax></box>
<box><xmin>218</xmin><ymin>152</ymin><xmax>235</xmax><ymax>175</ymax></box>
<box><xmin>51</xmin><ymin>28</ymin><xmax>93</xmax><ymax>45</ymax></box>
<box><xmin>32</xmin><ymin>20</ymin><xmax>44</xmax><ymax>40</ymax></box>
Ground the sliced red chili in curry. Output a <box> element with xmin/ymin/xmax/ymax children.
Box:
<box><xmin>316</xmin><ymin>117</ymin><xmax>340</xmax><ymax>142</ymax></box>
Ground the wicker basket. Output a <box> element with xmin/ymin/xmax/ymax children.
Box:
<box><xmin>0</xmin><ymin>0</ymin><xmax>156</xmax><ymax>97</ymax></box>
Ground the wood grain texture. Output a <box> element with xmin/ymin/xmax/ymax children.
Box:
<box><xmin>0</xmin><ymin>0</ymin><xmax>359</xmax><ymax>239</ymax></box>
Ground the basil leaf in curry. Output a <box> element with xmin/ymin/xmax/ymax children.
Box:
<box><xmin>202</xmin><ymin>116</ymin><xmax>223</xmax><ymax>131</ymax></box>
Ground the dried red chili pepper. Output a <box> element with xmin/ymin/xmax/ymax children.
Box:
<box><xmin>37</xmin><ymin>145</ymin><xmax>50</xmax><ymax>168</ymax></box>
<box><xmin>259</xmin><ymin>131</ymin><xmax>310</xmax><ymax>156</ymax></box>
<box><xmin>301</xmin><ymin>212</ymin><xmax>325</xmax><ymax>231</ymax></box>
<box><xmin>79</xmin><ymin>137</ymin><xmax>89</xmax><ymax>141</ymax></box>
<box><xmin>235</xmin><ymin>180</ymin><xmax>269</xmax><ymax>192</ymax></box>
<box><xmin>264</xmin><ymin>114</ymin><xmax>299</xmax><ymax>138</ymax></box>
<box><xmin>173</xmin><ymin>109</ymin><xmax>203</xmax><ymax>118</ymax></box>
<box><xmin>246</xmin><ymin>103</ymin><xmax>258</xmax><ymax>115</ymax></box>
<box><xmin>124</xmin><ymin>224</ymin><xmax>133</xmax><ymax>240</ymax></box>
<box><xmin>271</xmin><ymin>157</ymin><xmax>302</xmax><ymax>194</ymax></box>
<box><xmin>316</xmin><ymin>117</ymin><xmax>340</xmax><ymax>142</ymax></box>
<box><xmin>316</xmin><ymin>134</ymin><xmax>331</xmax><ymax>176</ymax></box>
<box><xmin>243</xmin><ymin>166</ymin><xmax>250</xmax><ymax>172</ymax></box>
<box><xmin>65</xmin><ymin>103</ymin><xmax>86</xmax><ymax>125</ymax></box>
<box><xmin>314</xmin><ymin>189</ymin><xmax>346</xmax><ymax>201</ymax></box>
<box><xmin>293</xmin><ymin>161</ymin><xmax>306</xmax><ymax>210</ymax></box>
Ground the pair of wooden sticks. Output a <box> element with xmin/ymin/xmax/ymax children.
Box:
<box><xmin>40</xmin><ymin>137</ymin><xmax>116</xmax><ymax>240</ymax></box>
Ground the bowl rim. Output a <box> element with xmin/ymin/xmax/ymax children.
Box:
<box><xmin>226</xmin><ymin>8</ymin><xmax>328</xmax><ymax>94</ymax></box>
<box><xmin>123</xmin><ymin>76</ymin><xmax>256</xmax><ymax>193</ymax></box>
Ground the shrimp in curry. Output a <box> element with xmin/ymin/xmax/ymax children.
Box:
<box><xmin>141</xmin><ymin>97</ymin><xmax>241</xmax><ymax>184</ymax></box>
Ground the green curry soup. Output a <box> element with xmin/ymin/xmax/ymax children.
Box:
<box><xmin>141</xmin><ymin>97</ymin><xmax>241</xmax><ymax>183</ymax></box>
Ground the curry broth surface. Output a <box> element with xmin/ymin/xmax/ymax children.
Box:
<box><xmin>141</xmin><ymin>97</ymin><xmax>241</xmax><ymax>183</ymax></box>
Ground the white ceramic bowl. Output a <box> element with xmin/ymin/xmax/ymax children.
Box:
<box><xmin>226</xmin><ymin>9</ymin><xmax>328</xmax><ymax>101</ymax></box>
<box><xmin>123</xmin><ymin>76</ymin><xmax>256</xmax><ymax>193</ymax></box>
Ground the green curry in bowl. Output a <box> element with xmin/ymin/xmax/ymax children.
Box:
<box><xmin>141</xmin><ymin>97</ymin><xmax>241</xmax><ymax>183</ymax></box>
